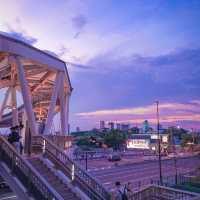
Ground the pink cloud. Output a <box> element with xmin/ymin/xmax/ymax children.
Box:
<box><xmin>76</xmin><ymin>100</ymin><xmax>200</xmax><ymax>128</ymax></box>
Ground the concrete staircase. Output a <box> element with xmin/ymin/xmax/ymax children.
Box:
<box><xmin>28</xmin><ymin>157</ymin><xmax>80</xmax><ymax>200</ymax></box>
<box><xmin>0</xmin><ymin>178</ymin><xmax>17</xmax><ymax>200</ymax></box>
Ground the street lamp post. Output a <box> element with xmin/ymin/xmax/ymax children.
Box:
<box><xmin>171</xmin><ymin>128</ymin><xmax>178</xmax><ymax>185</ymax></box>
<box><xmin>174</xmin><ymin>156</ymin><xmax>178</xmax><ymax>184</ymax></box>
<box><xmin>156</xmin><ymin>101</ymin><xmax>163</xmax><ymax>185</ymax></box>
<box><xmin>85</xmin><ymin>151</ymin><xmax>88</xmax><ymax>171</ymax></box>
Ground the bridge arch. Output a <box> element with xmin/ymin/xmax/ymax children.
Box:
<box><xmin>0</xmin><ymin>33</ymin><xmax>72</xmax><ymax>138</ymax></box>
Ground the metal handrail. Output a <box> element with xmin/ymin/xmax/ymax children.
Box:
<box><xmin>130</xmin><ymin>184</ymin><xmax>200</xmax><ymax>200</ymax></box>
<box><xmin>0</xmin><ymin>136</ymin><xmax>64</xmax><ymax>200</ymax></box>
<box><xmin>32</xmin><ymin>135</ymin><xmax>111</xmax><ymax>200</ymax></box>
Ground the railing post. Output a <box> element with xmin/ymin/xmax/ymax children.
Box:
<box><xmin>27</xmin><ymin>128</ymin><xmax>32</xmax><ymax>157</ymax></box>
<box><xmin>42</xmin><ymin>139</ymin><xmax>46</xmax><ymax>154</ymax></box>
<box><xmin>110</xmin><ymin>191</ymin><xmax>116</xmax><ymax>200</ymax></box>
<box><xmin>11</xmin><ymin>152</ymin><xmax>15</xmax><ymax>174</ymax></box>
<box><xmin>27</xmin><ymin>169</ymin><xmax>32</xmax><ymax>195</ymax></box>
<box><xmin>71</xmin><ymin>164</ymin><xmax>75</xmax><ymax>181</ymax></box>
<box><xmin>0</xmin><ymin>142</ymin><xmax>3</xmax><ymax>160</ymax></box>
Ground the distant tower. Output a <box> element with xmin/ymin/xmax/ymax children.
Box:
<box><xmin>68</xmin><ymin>123</ymin><xmax>70</xmax><ymax>134</ymax></box>
<box><xmin>116</xmin><ymin>123</ymin><xmax>121</xmax><ymax>130</ymax></box>
<box><xmin>143</xmin><ymin>120</ymin><xmax>149</xmax><ymax>133</ymax></box>
<box><xmin>76</xmin><ymin>126</ymin><xmax>80</xmax><ymax>132</ymax></box>
<box><xmin>100</xmin><ymin>121</ymin><xmax>105</xmax><ymax>130</ymax></box>
<box><xmin>108</xmin><ymin>122</ymin><xmax>114</xmax><ymax>130</ymax></box>
<box><xmin>121</xmin><ymin>124</ymin><xmax>129</xmax><ymax>131</ymax></box>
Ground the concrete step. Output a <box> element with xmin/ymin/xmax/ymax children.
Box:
<box><xmin>28</xmin><ymin>157</ymin><xmax>79</xmax><ymax>200</ymax></box>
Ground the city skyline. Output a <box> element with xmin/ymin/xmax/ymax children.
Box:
<box><xmin>0</xmin><ymin>0</ymin><xmax>200</xmax><ymax>131</ymax></box>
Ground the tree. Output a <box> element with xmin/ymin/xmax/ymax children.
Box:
<box><xmin>131</xmin><ymin>127</ymin><xmax>140</xmax><ymax>134</ymax></box>
<box><xmin>181</xmin><ymin>133</ymin><xmax>198</xmax><ymax>147</ymax></box>
<box><xmin>103</xmin><ymin>130</ymin><xmax>127</xmax><ymax>150</ymax></box>
<box><xmin>76</xmin><ymin>137</ymin><xmax>91</xmax><ymax>147</ymax></box>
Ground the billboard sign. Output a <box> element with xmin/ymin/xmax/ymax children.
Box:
<box><xmin>127</xmin><ymin>139</ymin><xmax>150</xmax><ymax>149</ymax></box>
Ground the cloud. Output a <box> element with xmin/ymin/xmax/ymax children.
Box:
<box><xmin>76</xmin><ymin>101</ymin><xmax>200</xmax><ymax>117</ymax></box>
<box><xmin>76</xmin><ymin>101</ymin><xmax>200</xmax><ymax>128</ymax></box>
<box><xmin>87</xmin><ymin>48</ymin><xmax>200</xmax><ymax>79</ymax></box>
<box><xmin>0</xmin><ymin>30</ymin><xmax>38</xmax><ymax>45</ymax></box>
<box><xmin>81</xmin><ymin>48</ymin><xmax>200</xmax><ymax>103</ymax></box>
<box><xmin>72</xmin><ymin>14</ymin><xmax>87</xmax><ymax>30</ymax></box>
<box><xmin>43</xmin><ymin>46</ymin><xmax>70</xmax><ymax>59</ymax></box>
<box><xmin>71</xmin><ymin>14</ymin><xmax>87</xmax><ymax>38</ymax></box>
<box><xmin>57</xmin><ymin>45</ymin><xmax>70</xmax><ymax>57</ymax></box>
<box><xmin>0</xmin><ymin>17</ymin><xmax>38</xmax><ymax>45</ymax></box>
<box><xmin>66</xmin><ymin>62</ymin><xmax>93</xmax><ymax>71</ymax></box>
<box><xmin>43</xmin><ymin>50</ymin><xmax>59</xmax><ymax>58</ymax></box>
<box><xmin>69</xmin><ymin>46</ymin><xmax>200</xmax><ymax>130</ymax></box>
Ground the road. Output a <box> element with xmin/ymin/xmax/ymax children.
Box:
<box><xmin>81</xmin><ymin>155</ymin><xmax>200</xmax><ymax>192</ymax></box>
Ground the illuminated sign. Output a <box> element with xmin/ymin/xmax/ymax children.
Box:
<box><xmin>127</xmin><ymin>139</ymin><xmax>149</xmax><ymax>149</ymax></box>
<box><xmin>151</xmin><ymin>134</ymin><xmax>158</xmax><ymax>139</ymax></box>
<box><xmin>162</xmin><ymin>135</ymin><xmax>168</xmax><ymax>143</ymax></box>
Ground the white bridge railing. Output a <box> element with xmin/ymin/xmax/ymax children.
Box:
<box><xmin>130</xmin><ymin>184</ymin><xmax>200</xmax><ymax>200</ymax></box>
<box><xmin>32</xmin><ymin>135</ymin><xmax>111</xmax><ymax>200</ymax></box>
<box><xmin>0</xmin><ymin>136</ymin><xmax>64</xmax><ymax>200</ymax></box>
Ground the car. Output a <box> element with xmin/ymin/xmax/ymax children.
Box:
<box><xmin>108</xmin><ymin>154</ymin><xmax>121</xmax><ymax>161</ymax></box>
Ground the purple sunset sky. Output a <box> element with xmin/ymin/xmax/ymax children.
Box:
<box><xmin>0</xmin><ymin>0</ymin><xmax>200</xmax><ymax>131</ymax></box>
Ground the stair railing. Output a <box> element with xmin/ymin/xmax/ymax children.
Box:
<box><xmin>0</xmin><ymin>136</ymin><xmax>64</xmax><ymax>200</ymax></box>
<box><xmin>32</xmin><ymin>135</ymin><xmax>111</xmax><ymax>200</ymax></box>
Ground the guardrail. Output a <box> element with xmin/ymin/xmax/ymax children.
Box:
<box><xmin>130</xmin><ymin>184</ymin><xmax>200</xmax><ymax>200</ymax></box>
<box><xmin>32</xmin><ymin>135</ymin><xmax>111</xmax><ymax>200</ymax></box>
<box><xmin>0</xmin><ymin>136</ymin><xmax>64</xmax><ymax>200</ymax></box>
<box><xmin>152</xmin><ymin>171</ymin><xmax>197</xmax><ymax>187</ymax></box>
<box><xmin>124</xmin><ymin>171</ymin><xmax>198</xmax><ymax>192</ymax></box>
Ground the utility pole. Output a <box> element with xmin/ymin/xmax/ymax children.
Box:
<box><xmin>171</xmin><ymin>128</ymin><xmax>178</xmax><ymax>185</ymax></box>
<box><xmin>156</xmin><ymin>101</ymin><xmax>163</xmax><ymax>185</ymax></box>
<box><xmin>85</xmin><ymin>151</ymin><xmax>88</xmax><ymax>171</ymax></box>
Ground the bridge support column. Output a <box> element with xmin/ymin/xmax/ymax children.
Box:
<box><xmin>9</xmin><ymin>56</ymin><xmax>19</xmax><ymax>127</ymax></box>
<box><xmin>15</xmin><ymin>56</ymin><xmax>37</xmax><ymax>135</ymax></box>
<box><xmin>11</xmin><ymin>86</ymin><xmax>18</xmax><ymax>126</ymax></box>
<box><xmin>65</xmin><ymin>93</ymin><xmax>70</xmax><ymax>134</ymax></box>
<box><xmin>0</xmin><ymin>87</ymin><xmax>10</xmax><ymax>121</ymax></box>
<box><xmin>59</xmin><ymin>73</ymin><xmax>67</xmax><ymax>135</ymax></box>
<box><xmin>43</xmin><ymin>71</ymin><xmax>62</xmax><ymax>135</ymax></box>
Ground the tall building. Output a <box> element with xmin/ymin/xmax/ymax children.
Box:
<box><xmin>116</xmin><ymin>123</ymin><xmax>121</xmax><ymax>130</ymax></box>
<box><xmin>121</xmin><ymin>124</ymin><xmax>129</xmax><ymax>131</ymax></box>
<box><xmin>108</xmin><ymin>122</ymin><xmax>114</xmax><ymax>130</ymax></box>
<box><xmin>100</xmin><ymin>121</ymin><xmax>105</xmax><ymax>129</ymax></box>
<box><xmin>143</xmin><ymin>120</ymin><xmax>149</xmax><ymax>133</ymax></box>
<box><xmin>76</xmin><ymin>126</ymin><xmax>80</xmax><ymax>132</ymax></box>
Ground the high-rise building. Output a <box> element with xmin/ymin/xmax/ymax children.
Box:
<box><xmin>121</xmin><ymin>124</ymin><xmax>129</xmax><ymax>131</ymax></box>
<box><xmin>76</xmin><ymin>126</ymin><xmax>80</xmax><ymax>132</ymax></box>
<box><xmin>116</xmin><ymin>123</ymin><xmax>121</xmax><ymax>130</ymax></box>
<box><xmin>108</xmin><ymin>122</ymin><xmax>114</xmax><ymax>130</ymax></box>
<box><xmin>100</xmin><ymin>121</ymin><xmax>105</xmax><ymax>130</ymax></box>
<box><xmin>143</xmin><ymin>120</ymin><xmax>149</xmax><ymax>133</ymax></box>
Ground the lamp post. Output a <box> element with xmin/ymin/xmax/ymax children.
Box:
<box><xmin>85</xmin><ymin>151</ymin><xmax>88</xmax><ymax>171</ymax></box>
<box><xmin>156</xmin><ymin>101</ymin><xmax>163</xmax><ymax>185</ymax></box>
<box><xmin>171</xmin><ymin>128</ymin><xmax>178</xmax><ymax>185</ymax></box>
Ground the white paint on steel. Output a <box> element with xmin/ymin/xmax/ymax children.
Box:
<box><xmin>43</xmin><ymin>72</ymin><xmax>62</xmax><ymax>135</ymax></box>
<box><xmin>15</xmin><ymin>56</ymin><xmax>37</xmax><ymax>135</ymax></box>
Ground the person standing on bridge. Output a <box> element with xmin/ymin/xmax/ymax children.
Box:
<box><xmin>8</xmin><ymin>126</ymin><xmax>20</xmax><ymax>153</ymax></box>
<box><xmin>17</xmin><ymin>123</ymin><xmax>24</xmax><ymax>155</ymax></box>
<box><xmin>125</xmin><ymin>182</ymin><xmax>133</xmax><ymax>199</ymax></box>
<box><xmin>115</xmin><ymin>181</ymin><xmax>128</xmax><ymax>200</ymax></box>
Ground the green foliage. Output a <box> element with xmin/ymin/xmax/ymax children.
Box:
<box><xmin>163</xmin><ymin>127</ymin><xmax>188</xmax><ymax>140</ymax></box>
<box><xmin>103</xmin><ymin>130</ymin><xmax>127</xmax><ymax>150</ymax></box>
<box><xmin>76</xmin><ymin>136</ymin><xmax>103</xmax><ymax>149</ymax></box>
<box><xmin>131</xmin><ymin>127</ymin><xmax>140</xmax><ymax>134</ymax></box>
<box><xmin>76</xmin><ymin>137</ymin><xmax>91</xmax><ymax>146</ymax></box>
<box><xmin>181</xmin><ymin>133</ymin><xmax>198</xmax><ymax>147</ymax></box>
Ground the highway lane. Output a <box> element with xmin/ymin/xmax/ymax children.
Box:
<box><xmin>87</xmin><ymin>156</ymin><xmax>199</xmax><ymax>191</ymax></box>
<box><xmin>90</xmin><ymin>156</ymin><xmax>198</xmax><ymax>175</ymax></box>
